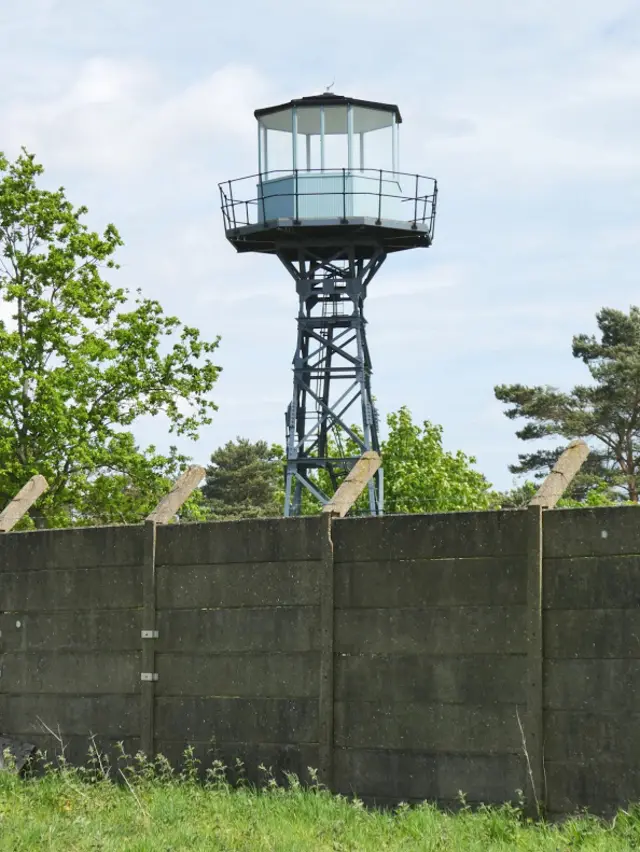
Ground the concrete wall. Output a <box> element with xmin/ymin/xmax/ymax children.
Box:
<box><xmin>1</xmin><ymin>507</ymin><xmax>640</xmax><ymax>814</ymax></box>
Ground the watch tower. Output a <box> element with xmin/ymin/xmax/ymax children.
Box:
<box><xmin>219</xmin><ymin>93</ymin><xmax>437</xmax><ymax>516</ymax></box>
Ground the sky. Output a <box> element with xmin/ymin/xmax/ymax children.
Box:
<box><xmin>1</xmin><ymin>0</ymin><xmax>639</xmax><ymax>492</ymax></box>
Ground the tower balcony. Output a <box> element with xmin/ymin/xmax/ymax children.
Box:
<box><xmin>219</xmin><ymin>167</ymin><xmax>438</xmax><ymax>256</ymax></box>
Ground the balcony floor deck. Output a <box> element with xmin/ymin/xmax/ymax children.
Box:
<box><xmin>224</xmin><ymin>216</ymin><xmax>432</xmax><ymax>258</ymax></box>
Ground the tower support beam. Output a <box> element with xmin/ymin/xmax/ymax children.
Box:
<box><xmin>281</xmin><ymin>244</ymin><xmax>385</xmax><ymax>517</ymax></box>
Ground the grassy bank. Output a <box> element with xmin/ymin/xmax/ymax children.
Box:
<box><xmin>0</xmin><ymin>750</ymin><xmax>638</xmax><ymax>850</ymax></box>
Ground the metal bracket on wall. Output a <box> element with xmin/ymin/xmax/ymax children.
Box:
<box><xmin>141</xmin><ymin>630</ymin><xmax>159</xmax><ymax>639</ymax></box>
<box><xmin>140</xmin><ymin>672</ymin><xmax>158</xmax><ymax>682</ymax></box>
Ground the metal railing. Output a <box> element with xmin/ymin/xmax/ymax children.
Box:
<box><xmin>219</xmin><ymin>167</ymin><xmax>438</xmax><ymax>239</ymax></box>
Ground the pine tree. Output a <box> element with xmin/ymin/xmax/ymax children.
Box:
<box><xmin>203</xmin><ymin>438</ymin><xmax>283</xmax><ymax>519</ymax></box>
<box><xmin>495</xmin><ymin>306</ymin><xmax>640</xmax><ymax>503</ymax></box>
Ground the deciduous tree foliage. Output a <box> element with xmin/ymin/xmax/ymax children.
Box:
<box><xmin>0</xmin><ymin>150</ymin><xmax>220</xmax><ymax>527</ymax></box>
<box><xmin>304</xmin><ymin>406</ymin><xmax>495</xmax><ymax>514</ymax></box>
<box><xmin>68</xmin><ymin>437</ymin><xmax>209</xmax><ymax>526</ymax></box>
<box><xmin>495</xmin><ymin>306</ymin><xmax>640</xmax><ymax>504</ymax></box>
<box><xmin>380</xmin><ymin>406</ymin><xmax>497</xmax><ymax>513</ymax></box>
<box><xmin>203</xmin><ymin>437</ymin><xmax>283</xmax><ymax>519</ymax></box>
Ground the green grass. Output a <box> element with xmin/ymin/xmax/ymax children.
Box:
<box><xmin>1</xmin><ymin>747</ymin><xmax>639</xmax><ymax>851</ymax></box>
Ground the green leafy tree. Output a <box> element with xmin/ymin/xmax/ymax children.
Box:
<box><xmin>380</xmin><ymin>406</ymin><xmax>497</xmax><ymax>513</ymax></box>
<box><xmin>203</xmin><ymin>437</ymin><xmax>284</xmax><ymax>519</ymax></box>
<box><xmin>0</xmin><ymin>149</ymin><xmax>220</xmax><ymax>527</ymax></box>
<box><xmin>299</xmin><ymin>406</ymin><xmax>496</xmax><ymax>515</ymax></box>
<box><xmin>67</xmin><ymin>437</ymin><xmax>209</xmax><ymax>527</ymax></box>
<box><xmin>495</xmin><ymin>306</ymin><xmax>640</xmax><ymax>504</ymax></box>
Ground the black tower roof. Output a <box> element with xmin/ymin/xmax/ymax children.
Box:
<box><xmin>255</xmin><ymin>93</ymin><xmax>402</xmax><ymax>124</ymax></box>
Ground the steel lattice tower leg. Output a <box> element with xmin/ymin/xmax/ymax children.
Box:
<box><xmin>281</xmin><ymin>245</ymin><xmax>385</xmax><ymax>517</ymax></box>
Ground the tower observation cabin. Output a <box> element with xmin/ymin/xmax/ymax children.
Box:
<box><xmin>219</xmin><ymin>93</ymin><xmax>438</xmax><ymax>516</ymax></box>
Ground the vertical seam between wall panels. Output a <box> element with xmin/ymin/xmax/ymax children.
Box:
<box><xmin>140</xmin><ymin>520</ymin><xmax>157</xmax><ymax>757</ymax></box>
<box><xmin>525</xmin><ymin>505</ymin><xmax>545</xmax><ymax>816</ymax></box>
<box><xmin>318</xmin><ymin>513</ymin><xmax>335</xmax><ymax>788</ymax></box>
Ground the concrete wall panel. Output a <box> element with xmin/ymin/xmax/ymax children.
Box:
<box><xmin>154</xmin><ymin>697</ymin><xmax>317</xmax><ymax>743</ymax></box>
<box><xmin>0</xmin><ymin>693</ymin><xmax>139</xmax><ymax>738</ymax></box>
<box><xmin>156</xmin><ymin>518</ymin><xmax>323</xmax><ymax>566</ymax></box>
<box><xmin>334</xmin><ymin>701</ymin><xmax>522</xmax><ymax>753</ymax></box>
<box><xmin>544</xmin><ymin>556</ymin><xmax>640</xmax><ymax>609</ymax></box>
<box><xmin>545</xmin><ymin>609</ymin><xmax>640</xmax><ymax>658</ymax></box>
<box><xmin>1</xmin><ymin>651</ymin><xmax>140</xmax><ymax>694</ymax></box>
<box><xmin>0</xmin><ymin>526</ymin><xmax>143</xmax><ymax>572</ymax></box>
<box><xmin>543</xmin><ymin>507</ymin><xmax>640</xmax><ymax>559</ymax></box>
<box><xmin>335</xmin><ymin>653</ymin><xmax>526</xmax><ymax>704</ymax></box>
<box><xmin>545</xmin><ymin>710</ymin><xmax>640</xmax><ymax>762</ymax></box>
<box><xmin>1</xmin><ymin>567</ymin><xmax>141</xmax><ymax>611</ymax></box>
<box><xmin>545</xmin><ymin>659</ymin><xmax>640</xmax><ymax>712</ymax></box>
<box><xmin>0</xmin><ymin>610</ymin><xmax>140</xmax><ymax>652</ymax></box>
<box><xmin>335</xmin><ymin>557</ymin><xmax>527</xmax><ymax>608</ymax></box>
<box><xmin>156</xmin><ymin>607</ymin><xmax>319</xmax><ymax>653</ymax></box>
<box><xmin>157</xmin><ymin>561</ymin><xmax>320</xmax><ymax>609</ymax></box>
<box><xmin>156</xmin><ymin>652</ymin><xmax>320</xmax><ymax>698</ymax></box>
<box><xmin>335</xmin><ymin>607</ymin><xmax>526</xmax><ymax>655</ymax></box>
<box><xmin>333</xmin><ymin>512</ymin><xmax>528</xmax><ymax>562</ymax></box>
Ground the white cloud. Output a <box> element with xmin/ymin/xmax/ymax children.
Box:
<box><xmin>2</xmin><ymin>59</ymin><xmax>268</xmax><ymax>175</ymax></box>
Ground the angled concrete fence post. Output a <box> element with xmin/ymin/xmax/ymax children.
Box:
<box><xmin>0</xmin><ymin>476</ymin><xmax>49</xmax><ymax>533</ymax></box>
<box><xmin>139</xmin><ymin>465</ymin><xmax>205</xmax><ymax>758</ymax></box>
<box><xmin>322</xmin><ymin>451</ymin><xmax>382</xmax><ymax>519</ymax></box>
<box><xmin>529</xmin><ymin>440</ymin><xmax>589</xmax><ymax>509</ymax></box>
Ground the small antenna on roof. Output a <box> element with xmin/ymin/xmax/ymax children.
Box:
<box><xmin>324</xmin><ymin>79</ymin><xmax>335</xmax><ymax>94</ymax></box>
